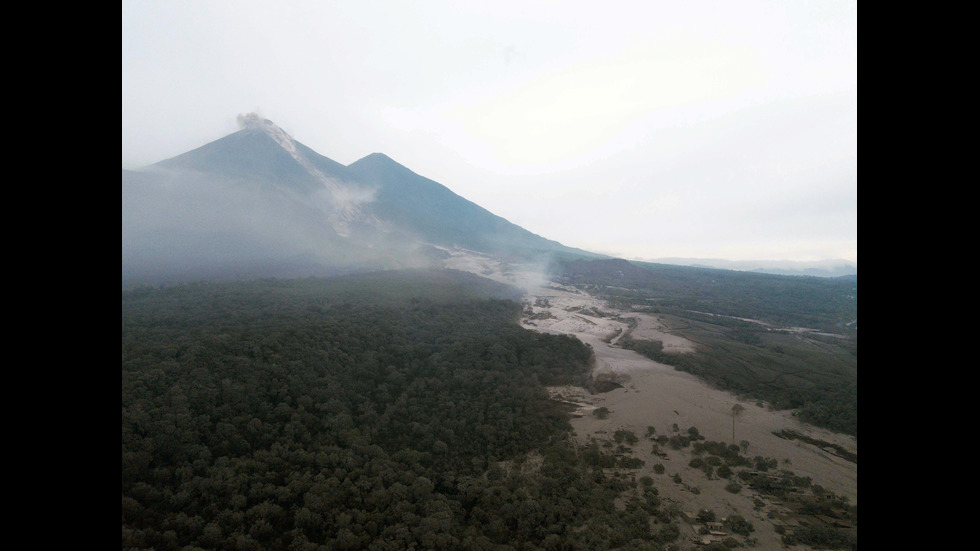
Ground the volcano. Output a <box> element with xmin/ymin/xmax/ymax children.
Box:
<box><xmin>122</xmin><ymin>115</ymin><xmax>601</xmax><ymax>284</ymax></box>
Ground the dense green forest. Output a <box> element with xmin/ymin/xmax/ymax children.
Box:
<box><xmin>122</xmin><ymin>271</ymin><xmax>684</xmax><ymax>550</ymax></box>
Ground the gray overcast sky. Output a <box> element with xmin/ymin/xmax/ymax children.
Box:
<box><xmin>122</xmin><ymin>0</ymin><xmax>856</xmax><ymax>264</ymax></box>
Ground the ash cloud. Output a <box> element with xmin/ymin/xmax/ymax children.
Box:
<box><xmin>236</xmin><ymin>111</ymin><xmax>266</xmax><ymax>129</ymax></box>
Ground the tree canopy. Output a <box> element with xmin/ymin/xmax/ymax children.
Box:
<box><xmin>122</xmin><ymin>272</ymin><xmax>679</xmax><ymax>550</ymax></box>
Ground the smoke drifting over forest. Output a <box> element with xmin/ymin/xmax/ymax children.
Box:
<box><xmin>121</xmin><ymin>166</ymin><xmax>440</xmax><ymax>285</ymax></box>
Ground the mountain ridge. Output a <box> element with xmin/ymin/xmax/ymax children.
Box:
<box><xmin>122</xmin><ymin>116</ymin><xmax>602</xmax><ymax>285</ymax></box>
<box><xmin>646</xmin><ymin>257</ymin><xmax>857</xmax><ymax>278</ymax></box>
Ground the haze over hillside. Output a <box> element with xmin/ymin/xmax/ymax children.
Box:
<box><xmin>645</xmin><ymin>258</ymin><xmax>857</xmax><ymax>278</ymax></box>
<box><xmin>122</xmin><ymin>116</ymin><xmax>858</xmax><ymax>550</ymax></box>
<box><xmin>123</xmin><ymin>5</ymin><xmax>857</xmax><ymax>545</ymax></box>
<box><xmin>122</xmin><ymin>115</ymin><xmax>601</xmax><ymax>285</ymax></box>
<box><xmin>122</xmin><ymin>114</ymin><xmax>858</xmax><ymax>289</ymax></box>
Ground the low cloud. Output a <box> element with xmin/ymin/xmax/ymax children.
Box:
<box><xmin>122</xmin><ymin>167</ymin><xmax>438</xmax><ymax>285</ymax></box>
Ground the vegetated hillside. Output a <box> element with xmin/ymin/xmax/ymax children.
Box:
<box><xmin>122</xmin><ymin>271</ymin><xmax>693</xmax><ymax>550</ymax></box>
<box><xmin>553</xmin><ymin>258</ymin><xmax>857</xmax><ymax>334</ymax></box>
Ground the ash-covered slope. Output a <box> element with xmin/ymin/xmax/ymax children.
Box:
<box><xmin>122</xmin><ymin>114</ymin><xmax>599</xmax><ymax>285</ymax></box>
<box><xmin>123</xmin><ymin>116</ymin><xmax>433</xmax><ymax>285</ymax></box>
<box><xmin>347</xmin><ymin>152</ymin><xmax>600</xmax><ymax>261</ymax></box>
<box><xmin>152</xmin><ymin>114</ymin><xmax>381</xmax><ymax>238</ymax></box>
